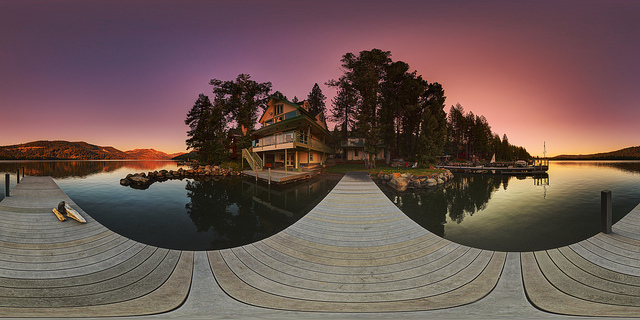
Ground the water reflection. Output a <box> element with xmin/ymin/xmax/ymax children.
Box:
<box><xmin>553</xmin><ymin>160</ymin><xmax>640</xmax><ymax>175</ymax></box>
<box><xmin>0</xmin><ymin>160</ymin><xmax>175</xmax><ymax>178</ymax></box>
<box><xmin>381</xmin><ymin>174</ymin><xmax>515</xmax><ymax>237</ymax></box>
<box><xmin>380</xmin><ymin>161</ymin><xmax>640</xmax><ymax>252</ymax></box>
<box><xmin>182</xmin><ymin>175</ymin><xmax>341</xmax><ymax>250</ymax></box>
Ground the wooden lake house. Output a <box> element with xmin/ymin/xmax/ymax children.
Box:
<box><xmin>242</xmin><ymin>97</ymin><xmax>335</xmax><ymax>172</ymax></box>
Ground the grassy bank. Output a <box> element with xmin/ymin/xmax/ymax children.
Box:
<box><xmin>325</xmin><ymin>163</ymin><xmax>445</xmax><ymax>176</ymax></box>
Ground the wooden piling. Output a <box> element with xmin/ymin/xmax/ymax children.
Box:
<box><xmin>5</xmin><ymin>173</ymin><xmax>9</xmax><ymax>197</ymax></box>
<box><xmin>601</xmin><ymin>190</ymin><xmax>612</xmax><ymax>234</ymax></box>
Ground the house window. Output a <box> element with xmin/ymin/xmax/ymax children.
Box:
<box><xmin>274</xmin><ymin>104</ymin><xmax>283</xmax><ymax>115</ymax></box>
<box><xmin>310</xmin><ymin>153</ymin><xmax>314</xmax><ymax>161</ymax></box>
<box><xmin>354</xmin><ymin>149</ymin><xmax>359</xmax><ymax>157</ymax></box>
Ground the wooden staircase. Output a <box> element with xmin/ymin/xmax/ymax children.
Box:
<box><xmin>242</xmin><ymin>148</ymin><xmax>263</xmax><ymax>171</ymax></box>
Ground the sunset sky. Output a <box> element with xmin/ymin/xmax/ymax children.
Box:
<box><xmin>1</xmin><ymin>0</ymin><xmax>639</xmax><ymax>157</ymax></box>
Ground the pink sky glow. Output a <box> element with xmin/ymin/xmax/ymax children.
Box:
<box><xmin>1</xmin><ymin>0</ymin><xmax>639</xmax><ymax>157</ymax></box>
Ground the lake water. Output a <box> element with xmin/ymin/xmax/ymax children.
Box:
<box><xmin>2</xmin><ymin>160</ymin><xmax>639</xmax><ymax>252</ymax></box>
<box><xmin>378</xmin><ymin>161</ymin><xmax>640</xmax><ymax>251</ymax></box>
<box><xmin>0</xmin><ymin>161</ymin><xmax>340</xmax><ymax>250</ymax></box>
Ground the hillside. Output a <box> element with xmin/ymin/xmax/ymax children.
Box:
<box><xmin>172</xmin><ymin>151</ymin><xmax>198</xmax><ymax>161</ymax></box>
<box><xmin>124</xmin><ymin>149</ymin><xmax>183</xmax><ymax>160</ymax></box>
<box><xmin>553</xmin><ymin>146</ymin><xmax>640</xmax><ymax>160</ymax></box>
<box><xmin>0</xmin><ymin>141</ymin><xmax>182</xmax><ymax>160</ymax></box>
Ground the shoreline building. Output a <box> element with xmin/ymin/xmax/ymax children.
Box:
<box><xmin>336</xmin><ymin>137</ymin><xmax>386</xmax><ymax>162</ymax></box>
<box><xmin>242</xmin><ymin>97</ymin><xmax>335</xmax><ymax>171</ymax></box>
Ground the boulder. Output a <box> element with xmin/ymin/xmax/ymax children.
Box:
<box><xmin>129</xmin><ymin>175</ymin><xmax>150</xmax><ymax>185</ymax></box>
<box><xmin>437</xmin><ymin>178</ymin><xmax>445</xmax><ymax>185</ymax></box>
<box><xmin>426</xmin><ymin>178</ymin><xmax>437</xmax><ymax>187</ymax></box>
<box><xmin>119</xmin><ymin>179</ymin><xmax>130</xmax><ymax>186</ymax></box>
<box><xmin>389</xmin><ymin>176</ymin><xmax>410</xmax><ymax>192</ymax></box>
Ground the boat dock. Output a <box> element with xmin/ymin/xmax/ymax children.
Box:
<box><xmin>1</xmin><ymin>173</ymin><xmax>640</xmax><ymax>318</ymax></box>
<box><xmin>439</xmin><ymin>159</ymin><xmax>550</xmax><ymax>175</ymax></box>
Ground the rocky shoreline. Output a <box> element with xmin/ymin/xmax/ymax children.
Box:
<box><xmin>375</xmin><ymin>170</ymin><xmax>454</xmax><ymax>192</ymax></box>
<box><xmin>120</xmin><ymin>165</ymin><xmax>242</xmax><ymax>189</ymax></box>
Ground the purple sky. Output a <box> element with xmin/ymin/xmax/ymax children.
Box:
<box><xmin>1</xmin><ymin>0</ymin><xmax>639</xmax><ymax>156</ymax></box>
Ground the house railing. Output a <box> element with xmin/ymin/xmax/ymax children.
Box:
<box><xmin>242</xmin><ymin>149</ymin><xmax>263</xmax><ymax>171</ymax></box>
<box><xmin>254</xmin><ymin>131</ymin><xmax>333</xmax><ymax>154</ymax></box>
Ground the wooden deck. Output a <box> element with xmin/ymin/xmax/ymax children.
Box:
<box><xmin>242</xmin><ymin>169</ymin><xmax>316</xmax><ymax>184</ymax></box>
<box><xmin>1</xmin><ymin>174</ymin><xmax>640</xmax><ymax>318</ymax></box>
<box><xmin>211</xmin><ymin>172</ymin><xmax>505</xmax><ymax>312</ymax></box>
<box><xmin>0</xmin><ymin>176</ymin><xmax>192</xmax><ymax>317</ymax></box>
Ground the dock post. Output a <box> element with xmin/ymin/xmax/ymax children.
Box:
<box><xmin>22</xmin><ymin>167</ymin><xmax>25</xmax><ymax>178</ymax></box>
<box><xmin>268</xmin><ymin>168</ymin><xmax>271</xmax><ymax>185</ymax></box>
<box><xmin>5</xmin><ymin>174</ymin><xmax>9</xmax><ymax>197</ymax></box>
<box><xmin>601</xmin><ymin>190</ymin><xmax>612</xmax><ymax>234</ymax></box>
<box><xmin>17</xmin><ymin>170</ymin><xmax>20</xmax><ymax>184</ymax></box>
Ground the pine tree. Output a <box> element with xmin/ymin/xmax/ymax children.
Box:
<box><xmin>185</xmin><ymin>94</ymin><xmax>229</xmax><ymax>164</ymax></box>
<box><xmin>208</xmin><ymin>74</ymin><xmax>271</xmax><ymax>150</ymax></box>
<box><xmin>306</xmin><ymin>83</ymin><xmax>326</xmax><ymax>115</ymax></box>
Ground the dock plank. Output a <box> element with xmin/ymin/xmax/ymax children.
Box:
<box><xmin>209</xmin><ymin>172</ymin><xmax>505</xmax><ymax>312</ymax></box>
<box><xmin>0</xmin><ymin>176</ymin><xmax>192</xmax><ymax>317</ymax></box>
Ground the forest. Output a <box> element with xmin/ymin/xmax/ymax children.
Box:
<box><xmin>185</xmin><ymin>49</ymin><xmax>531</xmax><ymax>166</ymax></box>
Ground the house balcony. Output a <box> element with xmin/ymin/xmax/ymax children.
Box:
<box><xmin>252</xmin><ymin>130</ymin><xmax>334</xmax><ymax>154</ymax></box>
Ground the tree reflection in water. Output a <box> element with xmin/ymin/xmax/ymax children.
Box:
<box><xmin>184</xmin><ymin>175</ymin><xmax>340</xmax><ymax>250</ymax></box>
<box><xmin>380</xmin><ymin>174</ymin><xmax>512</xmax><ymax>238</ymax></box>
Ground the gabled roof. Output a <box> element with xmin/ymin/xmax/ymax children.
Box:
<box><xmin>254</xmin><ymin>96</ymin><xmax>334</xmax><ymax>142</ymax></box>
<box><xmin>258</xmin><ymin>96</ymin><xmax>313</xmax><ymax>124</ymax></box>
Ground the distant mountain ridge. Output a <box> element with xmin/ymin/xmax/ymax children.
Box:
<box><xmin>552</xmin><ymin>146</ymin><xmax>640</xmax><ymax>160</ymax></box>
<box><xmin>0</xmin><ymin>140</ymin><xmax>183</xmax><ymax>160</ymax></box>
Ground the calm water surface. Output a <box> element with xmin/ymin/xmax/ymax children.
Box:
<box><xmin>379</xmin><ymin>161</ymin><xmax>640</xmax><ymax>251</ymax></box>
<box><xmin>0</xmin><ymin>160</ymin><xmax>340</xmax><ymax>250</ymax></box>
<box><xmin>2</xmin><ymin>160</ymin><xmax>639</xmax><ymax>251</ymax></box>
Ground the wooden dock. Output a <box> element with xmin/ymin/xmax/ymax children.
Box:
<box><xmin>439</xmin><ymin>159</ymin><xmax>550</xmax><ymax>175</ymax></box>
<box><xmin>1</xmin><ymin>174</ymin><xmax>640</xmax><ymax>318</ymax></box>
<box><xmin>242</xmin><ymin>168</ymin><xmax>316</xmax><ymax>184</ymax></box>
<box><xmin>0</xmin><ymin>176</ymin><xmax>192</xmax><ymax>317</ymax></box>
<box><xmin>439</xmin><ymin>164</ymin><xmax>549</xmax><ymax>175</ymax></box>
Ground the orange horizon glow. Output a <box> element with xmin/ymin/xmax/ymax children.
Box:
<box><xmin>1</xmin><ymin>1</ymin><xmax>639</xmax><ymax>158</ymax></box>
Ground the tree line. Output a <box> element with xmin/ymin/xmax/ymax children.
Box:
<box><xmin>185</xmin><ymin>49</ymin><xmax>531</xmax><ymax>166</ymax></box>
<box><xmin>447</xmin><ymin>103</ymin><xmax>531</xmax><ymax>162</ymax></box>
<box><xmin>326</xmin><ymin>49</ymin><xmax>530</xmax><ymax>166</ymax></box>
